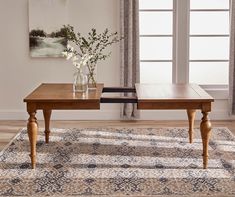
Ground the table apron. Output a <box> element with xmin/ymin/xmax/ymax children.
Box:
<box><xmin>26</xmin><ymin>101</ymin><xmax>212</xmax><ymax>112</ymax></box>
<box><xmin>137</xmin><ymin>102</ymin><xmax>211</xmax><ymax>111</ymax></box>
<box><xmin>26</xmin><ymin>102</ymin><xmax>100</xmax><ymax>111</ymax></box>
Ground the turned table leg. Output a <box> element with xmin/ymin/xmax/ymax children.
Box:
<box><xmin>43</xmin><ymin>110</ymin><xmax>51</xmax><ymax>143</ymax></box>
<box><xmin>200</xmin><ymin>111</ymin><xmax>212</xmax><ymax>169</ymax></box>
<box><xmin>187</xmin><ymin>109</ymin><xmax>196</xmax><ymax>143</ymax></box>
<box><xmin>27</xmin><ymin>111</ymin><xmax>38</xmax><ymax>169</ymax></box>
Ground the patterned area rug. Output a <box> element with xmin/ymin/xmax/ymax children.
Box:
<box><xmin>0</xmin><ymin>127</ymin><xmax>235</xmax><ymax>197</ymax></box>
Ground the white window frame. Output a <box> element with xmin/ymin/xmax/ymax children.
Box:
<box><xmin>139</xmin><ymin>0</ymin><xmax>229</xmax><ymax>99</ymax></box>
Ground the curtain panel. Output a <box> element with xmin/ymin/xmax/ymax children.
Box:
<box><xmin>120</xmin><ymin>0</ymin><xmax>140</xmax><ymax>119</ymax></box>
<box><xmin>229</xmin><ymin>0</ymin><xmax>235</xmax><ymax>114</ymax></box>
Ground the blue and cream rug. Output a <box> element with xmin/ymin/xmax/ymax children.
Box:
<box><xmin>0</xmin><ymin>127</ymin><xmax>235</xmax><ymax>196</ymax></box>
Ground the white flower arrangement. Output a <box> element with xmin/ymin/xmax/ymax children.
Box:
<box><xmin>62</xmin><ymin>45</ymin><xmax>93</xmax><ymax>70</ymax></box>
<box><xmin>62</xmin><ymin>25</ymin><xmax>122</xmax><ymax>88</ymax></box>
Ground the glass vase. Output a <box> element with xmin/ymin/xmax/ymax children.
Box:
<box><xmin>87</xmin><ymin>65</ymin><xmax>97</xmax><ymax>90</ymax></box>
<box><xmin>73</xmin><ymin>69</ymin><xmax>88</xmax><ymax>93</ymax></box>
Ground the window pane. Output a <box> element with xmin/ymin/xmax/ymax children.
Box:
<box><xmin>190</xmin><ymin>37</ymin><xmax>229</xmax><ymax>60</ymax></box>
<box><xmin>189</xmin><ymin>62</ymin><xmax>229</xmax><ymax>85</ymax></box>
<box><xmin>140</xmin><ymin>62</ymin><xmax>172</xmax><ymax>83</ymax></box>
<box><xmin>190</xmin><ymin>12</ymin><xmax>229</xmax><ymax>35</ymax></box>
<box><xmin>191</xmin><ymin>0</ymin><xmax>229</xmax><ymax>9</ymax></box>
<box><xmin>140</xmin><ymin>12</ymin><xmax>172</xmax><ymax>35</ymax></box>
<box><xmin>139</xmin><ymin>0</ymin><xmax>173</xmax><ymax>9</ymax></box>
<box><xmin>140</xmin><ymin>37</ymin><xmax>172</xmax><ymax>60</ymax></box>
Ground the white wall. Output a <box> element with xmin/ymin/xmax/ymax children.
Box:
<box><xmin>0</xmin><ymin>0</ymin><xmax>231</xmax><ymax>120</ymax></box>
<box><xmin>0</xmin><ymin>0</ymin><xmax>121</xmax><ymax>120</ymax></box>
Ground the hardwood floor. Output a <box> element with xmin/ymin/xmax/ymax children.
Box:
<box><xmin>0</xmin><ymin>120</ymin><xmax>235</xmax><ymax>151</ymax></box>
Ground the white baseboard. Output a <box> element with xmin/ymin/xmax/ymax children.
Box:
<box><xmin>0</xmin><ymin>109</ymin><xmax>232</xmax><ymax>120</ymax></box>
<box><xmin>139</xmin><ymin>110</ymin><xmax>232</xmax><ymax>120</ymax></box>
<box><xmin>0</xmin><ymin>110</ymin><xmax>120</xmax><ymax>120</ymax></box>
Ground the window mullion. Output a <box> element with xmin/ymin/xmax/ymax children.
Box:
<box><xmin>140</xmin><ymin>35</ymin><xmax>172</xmax><ymax>37</ymax></box>
<box><xmin>173</xmin><ymin>0</ymin><xmax>190</xmax><ymax>84</ymax></box>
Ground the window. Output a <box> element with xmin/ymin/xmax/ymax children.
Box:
<box><xmin>139</xmin><ymin>0</ymin><xmax>230</xmax><ymax>87</ymax></box>
<box><xmin>139</xmin><ymin>0</ymin><xmax>173</xmax><ymax>83</ymax></box>
<box><xmin>189</xmin><ymin>0</ymin><xmax>230</xmax><ymax>85</ymax></box>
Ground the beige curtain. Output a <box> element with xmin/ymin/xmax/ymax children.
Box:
<box><xmin>120</xmin><ymin>0</ymin><xmax>140</xmax><ymax>119</ymax></box>
<box><xmin>229</xmin><ymin>1</ymin><xmax>235</xmax><ymax>114</ymax></box>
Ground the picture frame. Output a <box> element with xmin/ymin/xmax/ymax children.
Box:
<box><xmin>29</xmin><ymin>0</ymin><xmax>68</xmax><ymax>57</ymax></box>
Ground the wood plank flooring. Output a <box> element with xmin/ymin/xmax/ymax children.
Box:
<box><xmin>0</xmin><ymin>120</ymin><xmax>235</xmax><ymax>151</ymax></box>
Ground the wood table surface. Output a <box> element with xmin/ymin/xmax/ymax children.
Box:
<box><xmin>24</xmin><ymin>83</ymin><xmax>214</xmax><ymax>169</ymax></box>
<box><xmin>24</xmin><ymin>83</ymin><xmax>103</xmax><ymax>109</ymax></box>
<box><xmin>135</xmin><ymin>83</ymin><xmax>213</xmax><ymax>109</ymax></box>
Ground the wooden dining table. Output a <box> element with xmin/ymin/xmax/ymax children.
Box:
<box><xmin>24</xmin><ymin>83</ymin><xmax>214</xmax><ymax>169</ymax></box>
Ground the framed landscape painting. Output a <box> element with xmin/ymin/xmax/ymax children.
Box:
<box><xmin>29</xmin><ymin>0</ymin><xmax>68</xmax><ymax>57</ymax></box>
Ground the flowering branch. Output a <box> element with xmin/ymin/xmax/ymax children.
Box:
<box><xmin>63</xmin><ymin>25</ymin><xmax>122</xmax><ymax>66</ymax></box>
<box><xmin>62</xmin><ymin>45</ymin><xmax>93</xmax><ymax>70</ymax></box>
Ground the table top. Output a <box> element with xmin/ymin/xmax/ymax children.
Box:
<box><xmin>135</xmin><ymin>83</ymin><xmax>214</xmax><ymax>102</ymax></box>
<box><xmin>24</xmin><ymin>83</ymin><xmax>104</xmax><ymax>102</ymax></box>
<box><xmin>24</xmin><ymin>83</ymin><xmax>214</xmax><ymax>103</ymax></box>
